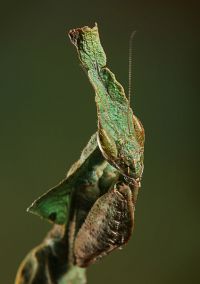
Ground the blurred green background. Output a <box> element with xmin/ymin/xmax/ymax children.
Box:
<box><xmin>0</xmin><ymin>0</ymin><xmax>199</xmax><ymax>283</ymax></box>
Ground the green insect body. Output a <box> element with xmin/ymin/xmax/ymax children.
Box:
<box><xmin>15</xmin><ymin>24</ymin><xmax>145</xmax><ymax>284</ymax></box>
<box><xmin>69</xmin><ymin>24</ymin><xmax>145</xmax><ymax>181</ymax></box>
<box><xmin>28</xmin><ymin>133</ymin><xmax>115</xmax><ymax>225</ymax></box>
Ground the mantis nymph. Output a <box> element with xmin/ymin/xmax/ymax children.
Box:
<box><xmin>15</xmin><ymin>24</ymin><xmax>145</xmax><ymax>284</ymax></box>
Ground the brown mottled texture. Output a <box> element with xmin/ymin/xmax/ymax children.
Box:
<box><xmin>15</xmin><ymin>225</ymin><xmax>67</xmax><ymax>283</ymax></box>
<box><xmin>15</xmin><ymin>225</ymin><xmax>86</xmax><ymax>284</ymax></box>
<box><xmin>74</xmin><ymin>181</ymin><xmax>134</xmax><ymax>267</ymax></box>
<box><xmin>15</xmin><ymin>24</ymin><xmax>144</xmax><ymax>284</ymax></box>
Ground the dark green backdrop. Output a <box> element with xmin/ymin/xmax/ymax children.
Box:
<box><xmin>0</xmin><ymin>0</ymin><xmax>199</xmax><ymax>283</ymax></box>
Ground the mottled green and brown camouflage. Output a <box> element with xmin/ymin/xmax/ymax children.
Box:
<box><xmin>15</xmin><ymin>24</ymin><xmax>145</xmax><ymax>284</ymax></box>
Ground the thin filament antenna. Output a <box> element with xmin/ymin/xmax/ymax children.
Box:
<box><xmin>128</xmin><ymin>30</ymin><xmax>137</xmax><ymax>104</ymax></box>
<box><xmin>127</xmin><ymin>30</ymin><xmax>137</xmax><ymax>134</ymax></box>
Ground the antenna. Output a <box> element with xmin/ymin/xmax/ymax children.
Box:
<box><xmin>128</xmin><ymin>30</ymin><xmax>137</xmax><ymax>104</ymax></box>
<box><xmin>127</xmin><ymin>30</ymin><xmax>137</xmax><ymax>134</ymax></box>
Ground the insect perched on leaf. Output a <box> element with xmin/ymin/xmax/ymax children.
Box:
<box><xmin>15</xmin><ymin>24</ymin><xmax>145</xmax><ymax>284</ymax></box>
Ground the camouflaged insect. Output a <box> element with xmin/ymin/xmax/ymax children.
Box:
<box><xmin>15</xmin><ymin>24</ymin><xmax>145</xmax><ymax>284</ymax></box>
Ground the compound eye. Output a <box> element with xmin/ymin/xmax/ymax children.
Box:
<box><xmin>48</xmin><ymin>212</ymin><xmax>57</xmax><ymax>222</ymax></box>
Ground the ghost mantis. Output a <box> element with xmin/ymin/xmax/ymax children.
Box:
<box><xmin>15</xmin><ymin>24</ymin><xmax>145</xmax><ymax>284</ymax></box>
